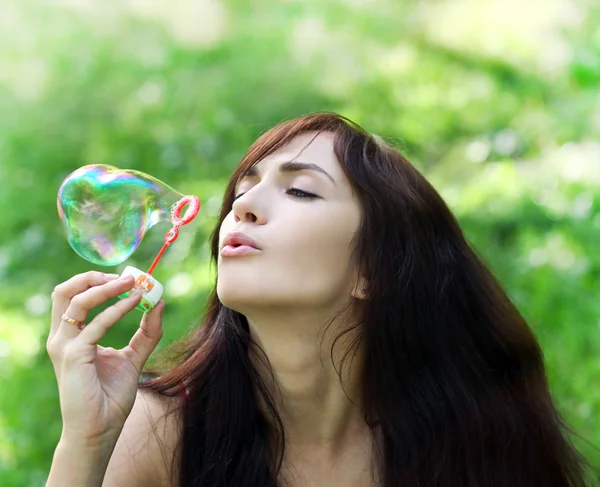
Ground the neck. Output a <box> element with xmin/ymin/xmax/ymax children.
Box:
<box><xmin>245</xmin><ymin>304</ymin><xmax>369</xmax><ymax>456</ymax></box>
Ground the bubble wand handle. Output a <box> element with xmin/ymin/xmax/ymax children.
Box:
<box><xmin>146</xmin><ymin>195</ymin><xmax>200</xmax><ymax>275</ymax></box>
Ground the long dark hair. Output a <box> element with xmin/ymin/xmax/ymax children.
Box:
<box><xmin>140</xmin><ymin>112</ymin><xmax>599</xmax><ymax>486</ymax></box>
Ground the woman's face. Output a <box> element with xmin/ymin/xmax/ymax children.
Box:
<box><xmin>217</xmin><ymin>131</ymin><xmax>363</xmax><ymax>312</ymax></box>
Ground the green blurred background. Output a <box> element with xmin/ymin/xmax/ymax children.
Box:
<box><xmin>1</xmin><ymin>0</ymin><xmax>599</xmax><ymax>484</ymax></box>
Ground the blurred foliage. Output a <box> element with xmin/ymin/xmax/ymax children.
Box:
<box><xmin>0</xmin><ymin>0</ymin><xmax>599</xmax><ymax>484</ymax></box>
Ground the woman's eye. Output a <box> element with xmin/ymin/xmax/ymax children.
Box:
<box><xmin>285</xmin><ymin>187</ymin><xmax>317</xmax><ymax>199</ymax></box>
<box><xmin>233</xmin><ymin>188</ymin><xmax>317</xmax><ymax>201</ymax></box>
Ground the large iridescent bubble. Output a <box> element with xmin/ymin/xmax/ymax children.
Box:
<box><xmin>57</xmin><ymin>164</ymin><xmax>194</xmax><ymax>266</ymax></box>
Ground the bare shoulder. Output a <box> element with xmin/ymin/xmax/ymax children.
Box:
<box><xmin>103</xmin><ymin>388</ymin><xmax>184</xmax><ymax>487</ymax></box>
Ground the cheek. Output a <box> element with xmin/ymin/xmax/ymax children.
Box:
<box><xmin>218</xmin><ymin>215</ymin><xmax>234</xmax><ymax>240</ymax></box>
<box><xmin>281</xmin><ymin>214</ymin><xmax>358</xmax><ymax>271</ymax></box>
<box><xmin>299</xmin><ymin>206</ymin><xmax>358</xmax><ymax>247</ymax></box>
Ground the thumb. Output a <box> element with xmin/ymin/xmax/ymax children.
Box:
<box><xmin>125</xmin><ymin>300</ymin><xmax>165</xmax><ymax>372</ymax></box>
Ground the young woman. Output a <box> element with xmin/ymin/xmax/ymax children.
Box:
<box><xmin>46</xmin><ymin>113</ymin><xmax>597</xmax><ymax>486</ymax></box>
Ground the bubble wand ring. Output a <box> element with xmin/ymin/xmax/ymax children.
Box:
<box><xmin>147</xmin><ymin>195</ymin><xmax>200</xmax><ymax>274</ymax></box>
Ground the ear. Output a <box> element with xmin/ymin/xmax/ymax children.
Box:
<box><xmin>351</xmin><ymin>277</ymin><xmax>370</xmax><ymax>300</ymax></box>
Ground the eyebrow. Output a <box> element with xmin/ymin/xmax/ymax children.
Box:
<box><xmin>239</xmin><ymin>161</ymin><xmax>337</xmax><ymax>186</ymax></box>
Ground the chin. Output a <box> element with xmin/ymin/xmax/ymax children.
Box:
<box><xmin>216</xmin><ymin>285</ymin><xmax>293</xmax><ymax>311</ymax></box>
<box><xmin>217</xmin><ymin>284</ymin><xmax>261</xmax><ymax>308</ymax></box>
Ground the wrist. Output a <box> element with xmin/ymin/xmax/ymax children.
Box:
<box><xmin>59</xmin><ymin>429</ymin><xmax>122</xmax><ymax>454</ymax></box>
<box><xmin>47</xmin><ymin>437</ymin><xmax>119</xmax><ymax>487</ymax></box>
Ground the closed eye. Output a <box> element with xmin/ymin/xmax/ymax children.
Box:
<box><xmin>285</xmin><ymin>187</ymin><xmax>318</xmax><ymax>199</ymax></box>
<box><xmin>233</xmin><ymin>187</ymin><xmax>318</xmax><ymax>201</ymax></box>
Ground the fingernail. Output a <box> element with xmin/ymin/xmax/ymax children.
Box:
<box><xmin>159</xmin><ymin>302</ymin><xmax>166</xmax><ymax>317</ymax></box>
<box><xmin>104</xmin><ymin>273</ymin><xmax>120</xmax><ymax>279</ymax></box>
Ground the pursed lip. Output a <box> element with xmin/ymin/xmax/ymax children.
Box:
<box><xmin>222</xmin><ymin>231</ymin><xmax>261</xmax><ymax>250</ymax></box>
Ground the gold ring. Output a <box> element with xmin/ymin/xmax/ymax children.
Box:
<box><xmin>61</xmin><ymin>313</ymin><xmax>86</xmax><ymax>330</ymax></box>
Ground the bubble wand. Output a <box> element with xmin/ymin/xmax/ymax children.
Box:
<box><xmin>117</xmin><ymin>195</ymin><xmax>200</xmax><ymax>311</ymax></box>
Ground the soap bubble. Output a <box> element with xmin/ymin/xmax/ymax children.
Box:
<box><xmin>57</xmin><ymin>164</ymin><xmax>197</xmax><ymax>266</ymax></box>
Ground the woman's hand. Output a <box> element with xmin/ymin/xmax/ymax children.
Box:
<box><xmin>46</xmin><ymin>271</ymin><xmax>165</xmax><ymax>447</ymax></box>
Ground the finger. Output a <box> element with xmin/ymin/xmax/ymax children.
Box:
<box><xmin>78</xmin><ymin>290</ymin><xmax>143</xmax><ymax>346</ymax></box>
<box><xmin>50</xmin><ymin>271</ymin><xmax>120</xmax><ymax>338</ymax></box>
<box><xmin>123</xmin><ymin>300</ymin><xmax>165</xmax><ymax>373</ymax></box>
<box><xmin>58</xmin><ymin>275</ymin><xmax>137</xmax><ymax>340</ymax></box>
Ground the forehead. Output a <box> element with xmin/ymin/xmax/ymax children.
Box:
<box><xmin>253</xmin><ymin>131</ymin><xmax>341</xmax><ymax>174</ymax></box>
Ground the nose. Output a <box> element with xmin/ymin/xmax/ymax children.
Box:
<box><xmin>232</xmin><ymin>193</ymin><xmax>260</xmax><ymax>223</ymax></box>
<box><xmin>234</xmin><ymin>210</ymin><xmax>257</xmax><ymax>223</ymax></box>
